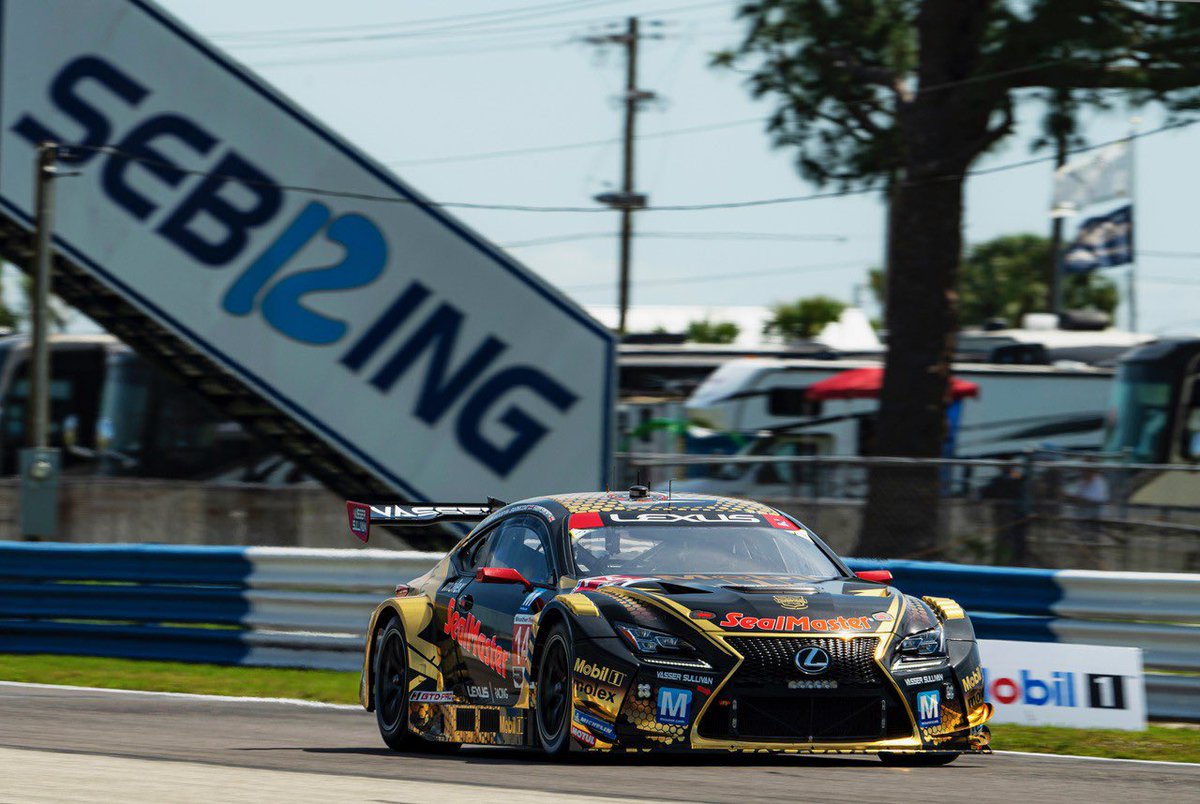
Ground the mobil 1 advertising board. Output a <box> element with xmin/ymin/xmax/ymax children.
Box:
<box><xmin>0</xmin><ymin>0</ymin><xmax>613</xmax><ymax>501</ymax></box>
<box><xmin>979</xmin><ymin>639</ymin><xmax>1146</xmax><ymax>730</ymax></box>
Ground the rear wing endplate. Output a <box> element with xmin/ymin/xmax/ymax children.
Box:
<box><xmin>346</xmin><ymin>499</ymin><xmax>505</xmax><ymax>543</ymax></box>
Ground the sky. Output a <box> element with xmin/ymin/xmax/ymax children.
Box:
<box><xmin>9</xmin><ymin>0</ymin><xmax>1200</xmax><ymax>335</ymax></box>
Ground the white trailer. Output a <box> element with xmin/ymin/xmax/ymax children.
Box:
<box><xmin>686</xmin><ymin>358</ymin><xmax>1116</xmax><ymax>459</ymax></box>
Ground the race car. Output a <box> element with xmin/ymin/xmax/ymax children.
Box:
<box><xmin>348</xmin><ymin>488</ymin><xmax>992</xmax><ymax>762</ymax></box>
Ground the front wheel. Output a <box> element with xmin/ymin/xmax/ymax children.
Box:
<box><xmin>879</xmin><ymin>752</ymin><xmax>960</xmax><ymax>766</ymax></box>
<box><xmin>534</xmin><ymin>623</ymin><xmax>574</xmax><ymax>757</ymax></box>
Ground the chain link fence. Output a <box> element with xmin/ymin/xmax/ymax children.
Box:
<box><xmin>616</xmin><ymin>454</ymin><xmax>1200</xmax><ymax>572</ymax></box>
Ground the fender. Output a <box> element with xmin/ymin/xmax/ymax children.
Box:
<box><xmin>360</xmin><ymin>595</ymin><xmax>439</xmax><ymax>711</ymax></box>
<box><xmin>924</xmin><ymin>596</ymin><xmax>977</xmax><ymax>642</ymax></box>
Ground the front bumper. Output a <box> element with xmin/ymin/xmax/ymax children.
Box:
<box><xmin>570</xmin><ymin>629</ymin><xmax>993</xmax><ymax>754</ymax></box>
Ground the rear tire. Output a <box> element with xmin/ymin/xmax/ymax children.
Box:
<box><xmin>879</xmin><ymin>752</ymin><xmax>960</xmax><ymax>766</ymax></box>
<box><xmin>534</xmin><ymin>623</ymin><xmax>574</xmax><ymax>757</ymax></box>
<box><xmin>374</xmin><ymin>620</ymin><xmax>420</xmax><ymax>752</ymax></box>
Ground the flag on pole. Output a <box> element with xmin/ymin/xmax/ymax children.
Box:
<box><xmin>1051</xmin><ymin>143</ymin><xmax>1132</xmax><ymax>217</ymax></box>
<box><xmin>1061</xmin><ymin>205</ymin><xmax>1133</xmax><ymax>274</ymax></box>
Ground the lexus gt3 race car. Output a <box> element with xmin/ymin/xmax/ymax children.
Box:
<box><xmin>347</xmin><ymin>488</ymin><xmax>992</xmax><ymax>763</ymax></box>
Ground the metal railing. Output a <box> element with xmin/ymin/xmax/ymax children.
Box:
<box><xmin>618</xmin><ymin>453</ymin><xmax>1200</xmax><ymax>572</ymax></box>
<box><xmin>1</xmin><ymin>541</ymin><xmax>1197</xmax><ymax>720</ymax></box>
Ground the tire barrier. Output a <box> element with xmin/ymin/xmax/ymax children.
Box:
<box><xmin>1</xmin><ymin>542</ymin><xmax>1196</xmax><ymax>718</ymax></box>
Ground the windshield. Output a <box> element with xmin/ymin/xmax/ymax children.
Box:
<box><xmin>570</xmin><ymin>524</ymin><xmax>841</xmax><ymax>578</ymax></box>
<box><xmin>1103</xmin><ymin>362</ymin><xmax>1176</xmax><ymax>462</ymax></box>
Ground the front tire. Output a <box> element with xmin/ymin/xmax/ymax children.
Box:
<box><xmin>534</xmin><ymin>623</ymin><xmax>574</xmax><ymax>757</ymax></box>
<box><xmin>879</xmin><ymin>752</ymin><xmax>960</xmax><ymax>766</ymax></box>
<box><xmin>374</xmin><ymin>620</ymin><xmax>418</xmax><ymax>752</ymax></box>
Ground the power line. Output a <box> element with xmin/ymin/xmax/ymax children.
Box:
<box><xmin>500</xmin><ymin>230</ymin><xmax>851</xmax><ymax>247</ymax></box>
<box><xmin>389</xmin><ymin>117</ymin><xmax>761</xmax><ymax>167</ymax></box>
<box><xmin>561</xmin><ymin>259</ymin><xmax>865</xmax><ymax>292</ymax></box>
<box><xmin>213</xmin><ymin>0</ymin><xmax>632</xmax><ymax>42</ymax></box>
<box><xmin>217</xmin><ymin>1</ymin><xmax>732</xmax><ymax>47</ymax></box>
<box><xmin>62</xmin><ymin>117</ymin><xmax>1198</xmax><ymax>215</ymax></box>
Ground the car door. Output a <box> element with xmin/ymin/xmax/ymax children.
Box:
<box><xmin>457</xmin><ymin>513</ymin><xmax>557</xmax><ymax>706</ymax></box>
<box><xmin>435</xmin><ymin>524</ymin><xmax>501</xmax><ymax>693</ymax></box>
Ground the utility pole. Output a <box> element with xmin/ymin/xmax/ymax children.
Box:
<box><xmin>20</xmin><ymin>141</ymin><xmax>62</xmax><ymax>539</ymax></box>
<box><xmin>588</xmin><ymin>17</ymin><xmax>658</xmax><ymax>335</ymax></box>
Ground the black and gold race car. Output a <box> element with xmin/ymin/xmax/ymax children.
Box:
<box><xmin>347</xmin><ymin>488</ymin><xmax>992</xmax><ymax>763</ymax></box>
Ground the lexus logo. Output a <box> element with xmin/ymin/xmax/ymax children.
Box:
<box><xmin>795</xmin><ymin>646</ymin><xmax>831</xmax><ymax>675</ymax></box>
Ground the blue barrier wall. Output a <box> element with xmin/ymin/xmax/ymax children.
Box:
<box><xmin>0</xmin><ymin>542</ymin><xmax>255</xmax><ymax>666</ymax></box>
<box><xmin>2</xmin><ymin>541</ymin><xmax>1197</xmax><ymax>720</ymax></box>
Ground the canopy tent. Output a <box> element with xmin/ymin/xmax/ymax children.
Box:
<box><xmin>806</xmin><ymin>367</ymin><xmax>980</xmax><ymax>401</ymax></box>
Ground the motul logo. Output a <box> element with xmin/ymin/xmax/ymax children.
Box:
<box><xmin>608</xmin><ymin>513</ymin><xmax>760</xmax><ymax>524</ymax></box>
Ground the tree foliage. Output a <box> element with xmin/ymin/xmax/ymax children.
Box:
<box><xmin>764</xmin><ymin>295</ymin><xmax>847</xmax><ymax>340</ymax></box>
<box><xmin>868</xmin><ymin>234</ymin><xmax>1119</xmax><ymax>327</ymax></box>
<box><xmin>717</xmin><ymin>0</ymin><xmax>1200</xmax><ymax>557</ymax></box>
<box><xmin>686</xmin><ymin>318</ymin><xmax>741</xmax><ymax>344</ymax></box>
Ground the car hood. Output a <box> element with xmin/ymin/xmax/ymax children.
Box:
<box><xmin>574</xmin><ymin>573</ymin><xmax>901</xmax><ymax>635</ymax></box>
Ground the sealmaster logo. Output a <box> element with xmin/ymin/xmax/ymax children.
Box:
<box><xmin>719</xmin><ymin>613</ymin><xmax>872</xmax><ymax>632</ymax></box>
<box><xmin>444</xmin><ymin>597</ymin><xmax>507</xmax><ymax>677</ymax></box>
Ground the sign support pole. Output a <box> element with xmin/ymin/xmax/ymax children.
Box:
<box><xmin>20</xmin><ymin>141</ymin><xmax>61</xmax><ymax>540</ymax></box>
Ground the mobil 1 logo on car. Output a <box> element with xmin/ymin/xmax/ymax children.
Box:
<box><xmin>0</xmin><ymin>0</ymin><xmax>613</xmax><ymax>501</ymax></box>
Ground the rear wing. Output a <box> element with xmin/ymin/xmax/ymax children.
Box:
<box><xmin>346</xmin><ymin>499</ymin><xmax>505</xmax><ymax>543</ymax></box>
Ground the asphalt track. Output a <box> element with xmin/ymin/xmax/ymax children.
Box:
<box><xmin>1</xmin><ymin>683</ymin><xmax>1197</xmax><ymax>803</ymax></box>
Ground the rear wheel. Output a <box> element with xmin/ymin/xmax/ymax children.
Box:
<box><xmin>879</xmin><ymin>752</ymin><xmax>960</xmax><ymax>766</ymax></box>
<box><xmin>374</xmin><ymin>620</ymin><xmax>423</xmax><ymax>752</ymax></box>
<box><xmin>534</xmin><ymin>623</ymin><xmax>573</xmax><ymax>757</ymax></box>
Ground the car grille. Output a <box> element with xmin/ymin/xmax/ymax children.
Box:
<box><xmin>724</xmin><ymin>636</ymin><xmax>883</xmax><ymax>687</ymax></box>
<box><xmin>698</xmin><ymin>636</ymin><xmax>908</xmax><ymax>741</ymax></box>
<box><xmin>734</xmin><ymin>695</ymin><xmax>885</xmax><ymax>741</ymax></box>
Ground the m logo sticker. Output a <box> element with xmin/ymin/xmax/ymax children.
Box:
<box><xmin>917</xmin><ymin>689</ymin><xmax>941</xmax><ymax>728</ymax></box>
<box><xmin>656</xmin><ymin>687</ymin><xmax>693</xmax><ymax>726</ymax></box>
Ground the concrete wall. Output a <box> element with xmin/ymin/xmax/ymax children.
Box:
<box><xmin>0</xmin><ymin>478</ymin><xmax>353</xmax><ymax>548</ymax></box>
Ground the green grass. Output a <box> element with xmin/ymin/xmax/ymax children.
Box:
<box><xmin>1</xmin><ymin>653</ymin><xmax>1197</xmax><ymax>763</ymax></box>
<box><xmin>0</xmin><ymin>653</ymin><xmax>359</xmax><ymax>704</ymax></box>
<box><xmin>989</xmin><ymin>723</ymin><xmax>1200</xmax><ymax>763</ymax></box>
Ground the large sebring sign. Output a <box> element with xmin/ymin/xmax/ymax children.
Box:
<box><xmin>0</xmin><ymin>0</ymin><xmax>613</xmax><ymax>500</ymax></box>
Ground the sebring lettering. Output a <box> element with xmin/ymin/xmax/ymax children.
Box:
<box><xmin>11</xmin><ymin>55</ymin><xmax>579</xmax><ymax>478</ymax></box>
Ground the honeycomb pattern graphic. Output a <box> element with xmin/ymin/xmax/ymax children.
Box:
<box><xmin>597</xmin><ymin>588</ymin><xmax>675</xmax><ymax>631</ymax></box>
<box><xmin>623</xmin><ymin>695</ymin><xmax>686</xmax><ymax>743</ymax></box>
<box><xmin>551</xmin><ymin>492</ymin><xmax>776</xmax><ymax>515</ymax></box>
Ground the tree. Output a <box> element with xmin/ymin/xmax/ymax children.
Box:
<box><xmin>686</xmin><ymin>318</ymin><xmax>741</xmax><ymax>344</ymax></box>
<box><xmin>717</xmin><ymin>1</ymin><xmax>1200</xmax><ymax>556</ymax></box>
<box><xmin>869</xmin><ymin>234</ymin><xmax>1119</xmax><ymax>327</ymax></box>
<box><xmin>764</xmin><ymin>295</ymin><xmax>847</xmax><ymax>340</ymax></box>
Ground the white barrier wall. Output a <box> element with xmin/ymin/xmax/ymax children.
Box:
<box><xmin>979</xmin><ymin>639</ymin><xmax>1146</xmax><ymax>730</ymax></box>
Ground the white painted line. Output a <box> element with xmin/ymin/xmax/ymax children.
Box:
<box><xmin>0</xmin><ymin>681</ymin><xmax>360</xmax><ymax>710</ymax></box>
<box><xmin>3</xmin><ymin>683</ymin><xmax>1195</xmax><ymax>767</ymax></box>
<box><xmin>996</xmin><ymin>750</ymin><xmax>1199</xmax><ymax>767</ymax></box>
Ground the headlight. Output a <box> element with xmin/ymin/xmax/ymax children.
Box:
<box><xmin>896</xmin><ymin>628</ymin><xmax>945</xmax><ymax>658</ymax></box>
<box><xmin>893</xmin><ymin>597</ymin><xmax>947</xmax><ymax>661</ymax></box>
<box><xmin>614</xmin><ymin>623</ymin><xmax>711</xmax><ymax>668</ymax></box>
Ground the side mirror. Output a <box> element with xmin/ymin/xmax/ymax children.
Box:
<box><xmin>476</xmin><ymin>566</ymin><xmax>532</xmax><ymax>590</ymax></box>
<box><xmin>855</xmin><ymin>569</ymin><xmax>893</xmax><ymax>584</ymax></box>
